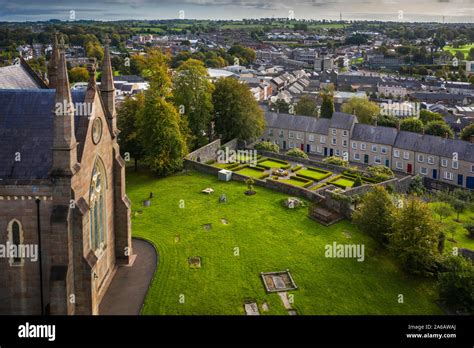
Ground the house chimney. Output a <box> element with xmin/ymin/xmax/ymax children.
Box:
<box><xmin>51</xmin><ymin>46</ymin><xmax>77</xmax><ymax>176</ymax></box>
<box><xmin>47</xmin><ymin>32</ymin><xmax>60</xmax><ymax>89</ymax></box>
<box><xmin>100</xmin><ymin>35</ymin><xmax>117</xmax><ymax>137</ymax></box>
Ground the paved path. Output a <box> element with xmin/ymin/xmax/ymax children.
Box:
<box><xmin>99</xmin><ymin>238</ymin><xmax>157</xmax><ymax>315</ymax></box>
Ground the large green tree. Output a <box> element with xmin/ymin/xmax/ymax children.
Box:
<box><xmin>388</xmin><ymin>196</ymin><xmax>440</xmax><ymax>276</ymax></box>
<box><xmin>341</xmin><ymin>97</ymin><xmax>380</xmax><ymax>124</ymax></box>
<box><xmin>212</xmin><ymin>77</ymin><xmax>265</xmax><ymax>142</ymax></box>
<box><xmin>460</xmin><ymin>123</ymin><xmax>474</xmax><ymax>141</ymax></box>
<box><xmin>295</xmin><ymin>95</ymin><xmax>317</xmax><ymax>117</ymax></box>
<box><xmin>424</xmin><ymin>120</ymin><xmax>454</xmax><ymax>138</ymax></box>
<box><xmin>352</xmin><ymin>186</ymin><xmax>395</xmax><ymax>246</ymax></box>
<box><xmin>173</xmin><ymin>58</ymin><xmax>214</xmax><ymax>149</ymax></box>
<box><xmin>400</xmin><ymin>117</ymin><xmax>424</xmax><ymax>133</ymax></box>
<box><xmin>319</xmin><ymin>90</ymin><xmax>334</xmax><ymax>119</ymax></box>
<box><xmin>117</xmin><ymin>93</ymin><xmax>145</xmax><ymax>171</ymax></box>
<box><xmin>138</xmin><ymin>49</ymin><xmax>188</xmax><ymax>176</ymax></box>
<box><xmin>419</xmin><ymin>109</ymin><xmax>444</xmax><ymax>124</ymax></box>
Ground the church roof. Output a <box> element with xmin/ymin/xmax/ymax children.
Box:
<box><xmin>0</xmin><ymin>89</ymin><xmax>86</xmax><ymax>181</ymax></box>
<box><xmin>0</xmin><ymin>64</ymin><xmax>43</xmax><ymax>89</ymax></box>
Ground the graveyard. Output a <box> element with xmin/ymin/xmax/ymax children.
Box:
<box><xmin>126</xmin><ymin>169</ymin><xmax>443</xmax><ymax>315</ymax></box>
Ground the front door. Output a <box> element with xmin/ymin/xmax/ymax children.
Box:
<box><xmin>306</xmin><ymin>144</ymin><xmax>310</xmax><ymax>153</ymax></box>
<box><xmin>458</xmin><ymin>174</ymin><xmax>463</xmax><ymax>186</ymax></box>
<box><xmin>324</xmin><ymin>147</ymin><xmax>328</xmax><ymax>156</ymax></box>
<box><xmin>407</xmin><ymin>164</ymin><xmax>412</xmax><ymax>174</ymax></box>
<box><xmin>283</xmin><ymin>140</ymin><xmax>286</xmax><ymax>149</ymax></box>
<box><xmin>364</xmin><ymin>154</ymin><xmax>369</xmax><ymax>164</ymax></box>
<box><xmin>300</xmin><ymin>143</ymin><xmax>304</xmax><ymax>151</ymax></box>
<box><xmin>330</xmin><ymin>148</ymin><xmax>334</xmax><ymax>156</ymax></box>
<box><xmin>432</xmin><ymin>169</ymin><xmax>437</xmax><ymax>179</ymax></box>
<box><xmin>467</xmin><ymin>177</ymin><xmax>474</xmax><ymax>189</ymax></box>
<box><xmin>385</xmin><ymin>159</ymin><xmax>390</xmax><ymax>167</ymax></box>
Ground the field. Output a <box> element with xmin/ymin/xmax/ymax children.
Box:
<box><xmin>127</xmin><ymin>169</ymin><xmax>442</xmax><ymax>315</ymax></box>
<box><xmin>443</xmin><ymin>43</ymin><xmax>474</xmax><ymax>59</ymax></box>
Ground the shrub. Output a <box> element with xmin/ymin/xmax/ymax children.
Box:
<box><xmin>353</xmin><ymin>175</ymin><xmax>363</xmax><ymax>187</ymax></box>
<box><xmin>409</xmin><ymin>175</ymin><xmax>425</xmax><ymax>195</ymax></box>
<box><xmin>259</xmin><ymin>173</ymin><xmax>270</xmax><ymax>180</ymax></box>
<box><xmin>367</xmin><ymin>165</ymin><xmax>394</xmax><ymax>182</ymax></box>
<box><xmin>322</xmin><ymin>156</ymin><xmax>349</xmax><ymax>168</ymax></box>
<box><xmin>465</xmin><ymin>223</ymin><xmax>474</xmax><ymax>239</ymax></box>
<box><xmin>286</xmin><ymin>148</ymin><xmax>308</xmax><ymax>159</ymax></box>
<box><xmin>254</xmin><ymin>141</ymin><xmax>280</xmax><ymax>153</ymax></box>
<box><xmin>438</xmin><ymin>255</ymin><xmax>474</xmax><ymax>313</ymax></box>
<box><xmin>291</xmin><ymin>165</ymin><xmax>303</xmax><ymax>172</ymax></box>
<box><xmin>345</xmin><ymin>166</ymin><xmax>361</xmax><ymax>175</ymax></box>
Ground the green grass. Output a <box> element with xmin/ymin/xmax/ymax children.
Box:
<box><xmin>234</xmin><ymin>167</ymin><xmax>267</xmax><ymax>179</ymax></box>
<box><xmin>429</xmin><ymin>202</ymin><xmax>474</xmax><ymax>251</ymax></box>
<box><xmin>127</xmin><ymin>169</ymin><xmax>442</xmax><ymax>315</ymax></box>
<box><xmin>443</xmin><ymin>43</ymin><xmax>474</xmax><ymax>60</ymax></box>
<box><xmin>277</xmin><ymin>177</ymin><xmax>313</xmax><ymax>188</ymax></box>
<box><xmin>258</xmin><ymin>159</ymin><xmax>289</xmax><ymax>169</ymax></box>
<box><xmin>328</xmin><ymin>176</ymin><xmax>356</xmax><ymax>189</ymax></box>
<box><xmin>297</xmin><ymin>168</ymin><xmax>333</xmax><ymax>181</ymax></box>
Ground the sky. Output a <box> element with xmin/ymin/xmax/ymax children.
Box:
<box><xmin>0</xmin><ymin>0</ymin><xmax>473</xmax><ymax>22</ymax></box>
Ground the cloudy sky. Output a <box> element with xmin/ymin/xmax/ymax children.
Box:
<box><xmin>0</xmin><ymin>0</ymin><xmax>473</xmax><ymax>22</ymax></box>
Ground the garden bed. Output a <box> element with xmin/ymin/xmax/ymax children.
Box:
<box><xmin>276</xmin><ymin>176</ymin><xmax>313</xmax><ymax>188</ymax></box>
<box><xmin>297</xmin><ymin>167</ymin><xmax>333</xmax><ymax>182</ymax></box>
<box><xmin>258</xmin><ymin>158</ymin><xmax>291</xmax><ymax>170</ymax></box>
<box><xmin>327</xmin><ymin>175</ymin><xmax>356</xmax><ymax>189</ymax></box>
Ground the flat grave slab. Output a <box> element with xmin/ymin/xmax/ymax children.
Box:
<box><xmin>244</xmin><ymin>302</ymin><xmax>260</xmax><ymax>315</ymax></box>
<box><xmin>261</xmin><ymin>270</ymin><xmax>298</xmax><ymax>293</ymax></box>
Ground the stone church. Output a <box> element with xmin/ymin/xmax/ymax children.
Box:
<box><xmin>0</xmin><ymin>35</ymin><xmax>132</xmax><ymax>315</ymax></box>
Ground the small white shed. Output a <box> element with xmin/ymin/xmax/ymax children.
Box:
<box><xmin>218</xmin><ymin>169</ymin><xmax>232</xmax><ymax>182</ymax></box>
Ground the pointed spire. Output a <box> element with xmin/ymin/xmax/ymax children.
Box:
<box><xmin>51</xmin><ymin>48</ymin><xmax>77</xmax><ymax>175</ymax></box>
<box><xmin>100</xmin><ymin>35</ymin><xmax>117</xmax><ymax>136</ymax></box>
<box><xmin>47</xmin><ymin>31</ymin><xmax>60</xmax><ymax>89</ymax></box>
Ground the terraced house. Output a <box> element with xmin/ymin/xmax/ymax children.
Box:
<box><xmin>263</xmin><ymin>111</ymin><xmax>474</xmax><ymax>189</ymax></box>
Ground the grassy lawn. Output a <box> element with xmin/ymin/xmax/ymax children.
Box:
<box><xmin>298</xmin><ymin>168</ymin><xmax>333</xmax><ymax>181</ymax></box>
<box><xmin>443</xmin><ymin>43</ymin><xmax>474</xmax><ymax>59</ymax></box>
<box><xmin>328</xmin><ymin>176</ymin><xmax>356</xmax><ymax>189</ymax></box>
<box><xmin>277</xmin><ymin>177</ymin><xmax>313</xmax><ymax>188</ymax></box>
<box><xmin>429</xmin><ymin>202</ymin><xmax>474</xmax><ymax>251</ymax></box>
<box><xmin>258</xmin><ymin>159</ymin><xmax>289</xmax><ymax>169</ymax></box>
<box><xmin>126</xmin><ymin>170</ymin><xmax>442</xmax><ymax>315</ymax></box>
<box><xmin>234</xmin><ymin>167</ymin><xmax>267</xmax><ymax>179</ymax></box>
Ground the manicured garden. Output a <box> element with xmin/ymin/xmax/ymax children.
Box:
<box><xmin>328</xmin><ymin>175</ymin><xmax>357</xmax><ymax>189</ymax></box>
<box><xmin>127</xmin><ymin>169</ymin><xmax>442</xmax><ymax>315</ymax></box>
<box><xmin>297</xmin><ymin>167</ymin><xmax>333</xmax><ymax>181</ymax></box>
<box><xmin>257</xmin><ymin>158</ymin><xmax>291</xmax><ymax>170</ymax></box>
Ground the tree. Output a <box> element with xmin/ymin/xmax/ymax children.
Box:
<box><xmin>228</xmin><ymin>44</ymin><xmax>256</xmax><ymax>66</ymax></box>
<box><xmin>460</xmin><ymin>123</ymin><xmax>474</xmax><ymax>141</ymax></box>
<box><xmin>68</xmin><ymin>66</ymin><xmax>89</xmax><ymax>83</ymax></box>
<box><xmin>295</xmin><ymin>95</ymin><xmax>317</xmax><ymax>117</ymax></box>
<box><xmin>213</xmin><ymin>77</ymin><xmax>265</xmax><ymax>143</ymax></box>
<box><xmin>452</xmin><ymin>199</ymin><xmax>467</xmax><ymax>222</ymax></box>
<box><xmin>388</xmin><ymin>196</ymin><xmax>440</xmax><ymax>276</ymax></box>
<box><xmin>274</xmin><ymin>99</ymin><xmax>290</xmax><ymax>114</ymax></box>
<box><xmin>85</xmin><ymin>40</ymin><xmax>104</xmax><ymax>61</ymax></box>
<box><xmin>419</xmin><ymin>109</ymin><xmax>444</xmax><ymax>124</ymax></box>
<box><xmin>320</xmin><ymin>90</ymin><xmax>334</xmax><ymax>119</ymax></box>
<box><xmin>469</xmin><ymin>47</ymin><xmax>474</xmax><ymax>61</ymax></box>
<box><xmin>376</xmin><ymin>114</ymin><xmax>399</xmax><ymax>128</ymax></box>
<box><xmin>173</xmin><ymin>59</ymin><xmax>214</xmax><ymax>150</ymax></box>
<box><xmin>352</xmin><ymin>186</ymin><xmax>395</xmax><ymax>245</ymax></box>
<box><xmin>254</xmin><ymin>141</ymin><xmax>279</xmax><ymax>153</ymax></box>
<box><xmin>286</xmin><ymin>148</ymin><xmax>308</xmax><ymax>159</ymax></box>
<box><xmin>400</xmin><ymin>117</ymin><xmax>424</xmax><ymax>133</ymax></box>
<box><xmin>424</xmin><ymin>120</ymin><xmax>454</xmax><ymax>138</ymax></box>
<box><xmin>138</xmin><ymin>49</ymin><xmax>188</xmax><ymax>176</ymax></box>
<box><xmin>409</xmin><ymin>175</ymin><xmax>425</xmax><ymax>196</ymax></box>
<box><xmin>341</xmin><ymin>98</ymin><xmax>380</xmax><ymax>124</ymax></box>
<box><xmin>117</xmin><ymin>93</ymin><xmax>145</xmax><ymax>171</ymax></box>
<box><xmin>322</xmin><ymin>156</ymin><xmax>349</xmax><ymax>167</ymax></box>
<box><xmin>431</xmin><ymin>202</ymin><xmax>454</xmax><ymax>222</ymax></box>
<box><xmin>367</xmin><ymin>165</ymin><xmax>394</xmax><ymax>182</ymax></box>
<box><xmin>438</xmin><ymin>255</ymin><xmax>474</xmax><ymax>313</ymax></box>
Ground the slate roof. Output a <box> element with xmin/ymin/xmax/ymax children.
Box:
<box><xmin>352</xmin><ymin>124</ymin><xmax>398</xmax><ymax>145</ymax></box>
<box><xmin>330</xmin><ymin>112</ymin><xmax>357</xmax><ymax>130</ymax></box>
<box><xmin>394</xmin><ymin>131</ymin><xmax>474</xmax><ymax>162</ymax></box>
<box><xmin>0</xmin><ymin>89</ymin><xmax>86</xmax><ymax>180</ymax></box>
<box><xmin>265</xmin><ymin>112</ymin><xmax>329</xmax><ymax>134</ymax></box>
<box><xmin>0</xmin><ymin>65</ymin><xmax>42</xmax><ymax>89</ymax></box>
<box><xmin>113</xmin><ymin>75</ymin><xmax>145</xmax><ymax>83</ymax></box>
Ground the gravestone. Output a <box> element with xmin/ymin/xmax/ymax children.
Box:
<box><xmin>143</xmin><ymin>199</ymin><xmax>151</xmax><ymax>207</ymax></box>
<box><xmin>244</xmin><ymin>302</ymin><xmax>260</xmax><ymax>316</ymax></box>
<box><xmin>219</xmin><ymin>194</ymin><xmax>227</xmax><ymax>203</ymax></box>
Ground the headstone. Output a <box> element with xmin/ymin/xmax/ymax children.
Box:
<box><xmin>262</xmin><ymin>302</ymin><xmax>269</xmax><ymax>312</ymax></box>
<box><xmin>272</xmin><ymin>275</ymin><xmax>286</xmax><ymax>289</ymax></box>
<box><xmin>143</xmin><ymin>199</ymin><xmax>151</xmax><ymax>207</ymax></box>
<box><xmin>219</xmin><ymin>194</ymin><xmax>227</xmax><ymax>203</ymax></box>
<box><xmin>244</xmin><ymin>302</ymin><xmax>260</xmax><ymax>316</ymax></box>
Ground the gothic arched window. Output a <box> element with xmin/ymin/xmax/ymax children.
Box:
<box><xmin>89</xmin><ymin>158</ymin><xmax>107</xmax><ymax>252</ymax></box>
<box><xmin>7</xmin><ymin>219</ymin><xmax>23</xmax><ymax>265</ymax></box>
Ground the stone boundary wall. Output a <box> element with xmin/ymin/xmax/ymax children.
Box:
<box><xmin>423</xmin><ymin>177</ymin><xmax>473</xmax><ymax>192</ymax></box>
<box><xmin>187</xmin><ymin>139</ymin><xmax>221</xmax><ymax>163</ymax></box>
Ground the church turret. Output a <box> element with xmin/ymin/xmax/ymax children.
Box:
<box><xmin>51</xmin><ymin>43</ymin><xmax>77</xmax><ymax>176</ymax></box>
<box><xmin>47</xmin><ymin>32</ymin><xmax>60</xmax><ymax>89</ymax></box>
<box><xmin>100</xmin><ymin>36</ymin><xmax>117</xmax><ymax>136</ymax></box>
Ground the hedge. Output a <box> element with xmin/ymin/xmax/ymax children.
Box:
<box><xmin>291</xmin><ymin>165</ymin><xmax>303</xmax><ymax>172</ymax></box>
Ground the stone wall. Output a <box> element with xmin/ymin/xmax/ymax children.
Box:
<box><xmin>187</xmin><ymin>139</ymin><xmax>222</xmax><ymax>163</ymax></box>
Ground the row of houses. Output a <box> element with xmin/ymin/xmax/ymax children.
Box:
<box><xmin>262</xmin><ymin>111</ymin><xmax>474</xmax><ymax>189</ymax></box>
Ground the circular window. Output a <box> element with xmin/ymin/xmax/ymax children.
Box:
<box><xmin>92</xmin><ymin>118</ymin><xmax>102</xmax><ymax>144</ymax></box>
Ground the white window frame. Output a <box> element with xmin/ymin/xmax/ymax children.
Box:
<box><xmin>360</xmin><ymin>143</ymin><xmax>366</xmax><ymax>151</ymax></box>
<box><xmin>418</xmin><ymin>154</ymin><xmax>424</xmax><ymax>163</ymax></box>
<box><xmin>374</xmin><ymin>156</ymin><xmax>382</xmax><ymax>164</ymax></box>
<box><xmin>331</xmin><ymin>129</ymin><xmax>337</xmax><ymax>136</ymax></box>
<box><xmin>342</xmin><ymin>139</ymin><xmax>348</xmax><ymax>147</ymax></box>
<box><xmin>420</xmin><ymin>167</ymin><xmax>428</xmax><ymax>175</ymax></box>
<box><xmin>320</xmin><ymin>136</ymin><xmax>326</xmax><ymax>144</ymax></box>
<box><xmin>308</xmin><ymin>134</ymin><xmax>315</xmax><ymax>142</ymax></box>
<box><xmin>331</xmin><ymin>138</ymin><xmax>337</xmax><ymax>145</ymax></box>
<box><xmin>441</xmin><ymin>159</ymin><xmax>448</xmax><ymax>168</ymax></box>
<box><xmin>371</xmin><ymin>145</ymin><xmax>377</xmax><ymax>153</ymax></box>
<box><xmin>396</xmin><ymin>161</ymin><xmax>403</xmax><ymax>170</ymax></box>
<box><xmin>444</xmin><ymin>171</ymin><xmax>453</xmax><ymax>180</ymax></box>
<box><xmin>452</xmin><ymin>161</ymin><xmax>459</xmax><ymax>170</ymax></box>
<box><xmin>428</xmin><ymin>156</ymin><xmax>434</xmax><ymax>165</ymax></box>
<box><xmin>354</xmin><ymin>153</ymin><xmax>360</xmax><ymax>160</ymax></box>
<box><xmin>343</xmin><ymin>130</ymin><xmax>349</xmax><ymax>137</ymax></box>
<box><xmin>351</xmin><ymin>142</ymin><xmax>357</xmax><ymax>149</ymax></box>
<box><xmin>394</xmin><ymin>150</ymin><xmax>400</xmax><ymax>158</ymax></box>
<box><xmin>289</xmin><ymin>131</ymin><xmax>294</xmax><ymax>139</ymax></box>
<box><xmin>296</xmin><ymin>132</ymin><xmax>302</xmax><ymax>140</ymax></box>
<box><xmin>403</xmin><ymin>152</ymin><xmax>409</xmax><ymax>160</ymax></box>
<box><xmin>381</xmin><ymin>146</ymin><xmax>387</xmax><ymax>154</ymax></box>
